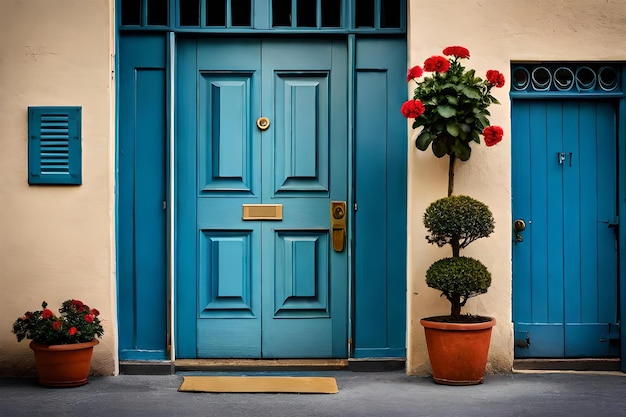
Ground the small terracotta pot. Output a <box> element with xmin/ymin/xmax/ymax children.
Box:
<box><xmin>420</xmin><ymin>317</ymin><xmax>495</xmax><ymax>385</ymax></box>
<box><xmin>29</xmin><ymin>339</ymin><xmax>99</xmax><ymax>387</ymax></box>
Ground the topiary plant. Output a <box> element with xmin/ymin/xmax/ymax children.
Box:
<box><xmin>423</xmin><ymin>195</ymin><xmax>495</xmax><ymax>321</ymax></box>
<box><xmin>425</xmin><ymin>257</ymin><xmax>491</xmax><ymax>320</ymax></box>
<box><xmin>423</xmin><ymin>195</ymin><xmax>494</xmax><ymax>257</ymax></box>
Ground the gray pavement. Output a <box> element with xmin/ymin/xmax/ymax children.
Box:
<box><xmin>2</xmin><ymin>370</ymin><xmax>626</xmax><ymax>417</ymax></box>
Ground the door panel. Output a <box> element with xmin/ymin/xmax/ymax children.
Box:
<box><xmin>512</xmin><ymin>99</ymin><xmax>619</xmax><ymax>358</ymax></box>
<box><xmin>177</xmin><ymin>38</ymin><xmax>348</xmax><ymax>358</ymax></box>
<box><xmin>260</xmin><ymin>40</ymin><xmax>348</xmax><ymax>358</ymax></box>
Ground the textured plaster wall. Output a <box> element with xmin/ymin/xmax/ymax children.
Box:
<box><xmin>0</xmin><ymin>0</ymin><xmax>116</xmax><ymax>376</ymax></box>
<box><xmin>407</xmin><ymin>0</ymin><xmax>626</xmax><ymax>375</ymax></box>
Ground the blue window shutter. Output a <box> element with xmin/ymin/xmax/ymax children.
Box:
<box><xmin>28</xmin><ymin>106</ymin><xmax>82</xmax><ymax>185</ymax></box>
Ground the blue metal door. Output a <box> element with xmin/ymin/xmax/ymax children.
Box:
<box><xmin>177</xmin><ymin>38</ymin><xmax>348</xmax><ymax>358</ymax></box>
<box><xmin>512</xmin><ymin>99</ymin><xmax>620</xmax><ymax>357</ymax></box>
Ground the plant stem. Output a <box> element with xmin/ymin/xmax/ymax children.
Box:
<box><xmin>450</xmin><ymin>293</ymin><xmax>462</xmax><ymax>320</ymax></box>
<box><xmin>448</xmin><ymin>153</ymin><xmax>455</xmax><ymax>197</ymax></box>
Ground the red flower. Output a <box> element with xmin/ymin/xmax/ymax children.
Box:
<box><xmin>483</xmin><ymin>126</ymin><xmax>504</xmax><ymax>146</ymax></box>
<box><xmin>72</xmin><ymin>299</ymin><xmax>86</xmax><ymax>312</ymax></box>
<box><xmin>442</xmin><ymin>46</ymin><xmax>470</xmax><ymax>59</ymax></box>
<box><xmin>486</xmin><ymin>70</ymin><xmax>505</xmax><ymax>88</ymax></box>
<box><xmin>42</xmin><ymin>309</ymin><xmax>54</xmax><ymax>319</ymax></box>
<box><xmin>406</xmin><ymin>65</ymin><xmax>424</xmax><ymax>81</ymax></box>
<box><xmin>23</xmin><ymin>312</ymin><xmax>32</xmax><ymax>320</ymax></box>
<box><xmin>68</xmin><ymin>327</ymin><xmax>78</xmax><ymax>336</ymax></box>
<box><xmin>90</xmin><ymin>308</ymin><xmax>100</xmax><ymax>316</ymax></box>
<box><xmin>52</xmin><ymin>320</ymin><xmax>62</xmax><ymax>331</ymax></box>
<box><xmin>423</xmin><ymin>56</ymin><xmax>451</xmax><ymax>73</ymax></box>
<box><xmin>84</xmin><ymin>314</ymin><xmax>95</xmax><ymax>323</ymax></box>
<box><xmin>401</xmin><ymin>99</ymin><xmax>425</xmax><ymax>119</ymax></box>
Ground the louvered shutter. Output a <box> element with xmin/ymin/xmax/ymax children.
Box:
<box><xmin>28</xmin><ymin>106</ymin><xmax>82</xmax><ymax>185</ymax></box>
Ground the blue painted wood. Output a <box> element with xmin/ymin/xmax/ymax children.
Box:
<box><xmin>177</xmin><ymin>38</ymin><xmax>348</xmax><ymax>358</ymax></box>
<box><xmin>513</xmin><ymin>99</ymin><xmax>619</xmax><ymax>358</ymax></box>
<box><xmin>28</xmin><ymin>106</ymin><xmax>82</xmax><ymax>185</ymax></box>
<box><xmin>619</xmin><ymin>72</ymin><xmax>626</xmax><ymax>370</ymax></box>
<box><xmin>118</xmin><ymin>0</ymin><xmax>407</xmax><ymax>33</ymax></box>
<box><xmin>175</xmin><ymin>38</ymin><xmax>200</xmax><ymax>358</ymax></box>
<box><xmin>260</xmin><ymin>39</ymin><xmax>348</xmax><ymax>358</ymax></box>
<box><xmin>118</xmin><ymin>34</ymin><xmax>168</xmax><ymax>360</ymax></box>
<box><xmin>353</xmin><ymin>38</ymin><xmax>407</xmax><ymax>358</ymax></box>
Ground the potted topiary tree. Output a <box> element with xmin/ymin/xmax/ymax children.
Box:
<box><xmin>402</xmin><ymin>46</ymin><xmax>505</xmax><ymax>385</ymax></box>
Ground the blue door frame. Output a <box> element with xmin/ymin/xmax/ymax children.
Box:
<box><xmin>511</xmin><ymin>65</ymin><xmax>626</xmax><ymax>371</ymax></box>
<box><xmin>116</xmin><ymin>33</ymin><xmax>407</xmax><ymax>361</ymax></box>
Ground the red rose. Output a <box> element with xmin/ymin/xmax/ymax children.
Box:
<box><xmin>406</xmin><ymin>65</ymin><xmax>424</xmax><ymax>81</ymax></box>
<box><xmin>483</xmin><ymin>126</ymin><xmax>504</xmax><ymax>146</ymax></box>
<box><xmin>23</xmin><ymin>312</ymin><xmax>32</xmax><ymax>320</ymax></box>
<box><xmin>68</xmin><ymin>327</ymin><xmax>78</xmax><ymax>336</ymax></box>
<box><xmin>52</xmin><ymin>320</ymin><xmax>62</xmax><ymax>331</ymax></box>
<box><xmin>423</xmin><ymin>56</ymin><xmax>451</xmax><ymax>73</ymax></box>
<box><xmin>442</xmin><ymin>46</ymin><xmax>470</xmax><ymax>59</ymax></box>
<box><xmin>84</xmin><ymin>314</ymin><xmax>95</xmax><ymax>323</ymax></box>
<box><xmin>42</xmin><ymin>309</ymin><xmax>54</xmax><ymax>319</ymax></box>
<box><xmin>401</xmin><ymin>99</ymin><xmax>425</xmax><ymax>119</ymax></box>
<box><xmin>486</xmin><ymin>70</ymin><xmax>505</xmax><ymax>88</ymax></box>
<box><xmin>90</xmin><ymin>308</ymin><xmax>100</xmax><ymax>316</ymax></box>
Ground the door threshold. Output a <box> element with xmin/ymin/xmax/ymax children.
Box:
<box><xmin>175</xmin><ymin>359</ymin><xmax>348</xmax><ymax>373</ymax></box>
<box><xmin>514</xmin><ymin>358</ymin><xmax>621</xmax><ymax>372</ymax></box>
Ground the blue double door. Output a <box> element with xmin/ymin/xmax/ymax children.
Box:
<box><xmin>512</xmin><ymin>99</ymin><xmax>620</xmax><ymax>358</ymax></box>
<box><xmin>176</xmin><ymin>38</ymin><xmax>348</xmax><ymax>358</ymax></box>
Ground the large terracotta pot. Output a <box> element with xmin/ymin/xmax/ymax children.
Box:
<box><xmin>29</xmin><ymin>339</ymin><xmax>98</xmax><ymax>387</ymax></box>
<box><xmin>420</xmin><ymin>317</ymin><xmax>495</xmax><ymax>385</ymax></box>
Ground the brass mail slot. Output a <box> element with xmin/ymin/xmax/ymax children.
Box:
<box><xmin>242</xmin><ymin>204</ymin><xmax>283</xmax><ymax>220</ymax></box>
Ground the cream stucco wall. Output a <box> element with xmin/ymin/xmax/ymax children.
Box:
<box><xmin>0</xmin><ymin>0</ymin><xmax>116</xmax><ymax>375</ymax></box>
<box><xmin>407</xmin><ymin>0</ymin><xmax>626</xmax><ymax>375</ymax></box>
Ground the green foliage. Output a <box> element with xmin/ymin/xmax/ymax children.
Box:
<box><xmin>412</xmin><ymin>58</ymin><xmax>500</xmax><ymax>161</ymax></box>
<box><xmin>423</xmin><ymin>195</ymin><xmax>494</xmax><ymax>251</ymax></box>
<box><xmin>12</xmin><ymin>299</ymin><xmax>104</xmax><ymax>345</ymax></box>
<box><xmin>425</xmin><ymin>256</ymin><xmax>492</xmax><ymax>306</ymax></box>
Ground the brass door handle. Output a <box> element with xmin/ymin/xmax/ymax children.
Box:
<box><xmin>514</xmin><ymin>219</ymin><xmax>526</xmax><ymax>242</ymax></box>
<box><xmin>330</xmin><ymin>201</ymin><xmax>346</xmax><ymax>252</ymax></box>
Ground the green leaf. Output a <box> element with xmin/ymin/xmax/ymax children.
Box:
<box><xmin>436</xmin><ymin>105</ymin><xmax>456</xmax><ymax>118</ymax></box>
<box><xmin>451</xmin><ymin>139</ymin><xmax>471</xmax><ymax>161</ymax></box>
<box><xmin>415</xmin><ymin>131</ymin><xmax>433</xmax><ymax>151</ymax></box>
<box><xmin>446</xmin><ymin>122</ymin><xmax>460</xmax><ymax>137</ymax></box>
<box><xmin>432</xmin><ymin>139</ymin><xmax>449</xmax><ymax>158</ymax></box>
<box><xmin>445</xmin><ymin>96</ymin><xmax>458</xmax><ymax>105</ymax></box>
<box><xmin>475</xmin><ymin>114</ymin><xmax>489</xmax><ymax>129</ymax></box>
<box><xmin>462</xmin><ymin>87</ymin><xmax>481</xmax><ymax>100</ymax></box>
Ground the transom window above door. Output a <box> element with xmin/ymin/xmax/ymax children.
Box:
<box><xmin>119</xmin><ymin>0</ymin><xmax>405</xmax><ymax>32</ymax></box>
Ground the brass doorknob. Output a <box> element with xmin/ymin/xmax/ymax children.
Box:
<box><xmin>256</xmin><ymin>117</ymin><xmax>270</xmax><ymax>130</ymax></box>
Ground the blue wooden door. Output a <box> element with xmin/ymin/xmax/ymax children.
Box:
<box><xmin>177</xmin><ymin>38</ymin><xmax>348</xmax><ymax>358</ymax></box>
<box><xmin>512</xmin><ymin>100</ymin><xmax>620</xmax><ymax>358</ymax></box>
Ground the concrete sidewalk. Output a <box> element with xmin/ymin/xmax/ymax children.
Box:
<box><xmin>2</xmin><ymin>370</ymin><xmax>626</xmax><ymax>417</ymax></box>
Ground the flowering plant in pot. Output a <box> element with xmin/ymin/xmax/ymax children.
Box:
<box><xmin>402</xmin><ymin>46</ymin><xmax>504</xmax><ymax>385</ymax></box>
<box><xmin>12</xmin><ymin>299</ymin><xmax>104</xmax><ymax>387</ymax></box>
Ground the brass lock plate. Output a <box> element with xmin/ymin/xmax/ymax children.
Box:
<box><xmin>330</xmin><ymin>201</ymin><xmax>346</xmax><ymax>252</ymax></box>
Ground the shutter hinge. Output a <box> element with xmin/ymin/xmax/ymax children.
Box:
<box><xmin>600</xmin><ymin>323</ymin><xmax>620</xmax><ymax>342</ymax></box>
<box><xmin>514</xmin><ymin>330</ymin><xmax>530</xmax><ymax>348</ymax></box>
<box><xmin>163</xmin><ymin>200</ymin><xmax>167</xmax><ymax>210</ymax></box>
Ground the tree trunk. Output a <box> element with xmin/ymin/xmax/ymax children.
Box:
<box><xmin>450</xmin><ymin>293</ymin><xmax>462</xmax><ymax>320</ymax></box>
<box><xmin>448</xmin><ymin>153</ymin><xmax>456</xmax><ymax>197</ymax></box>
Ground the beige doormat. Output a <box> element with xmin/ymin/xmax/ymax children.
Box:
<box><xmin>178</xmin><ymin>376</ymin><xmax>338</xmax><ymax>394</ymax></box>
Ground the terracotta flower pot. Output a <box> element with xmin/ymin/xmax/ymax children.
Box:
<box><xmin>420</xmin><ymin>317</ymin><xmax>495</xmax><ymax>385</ymax></box>
<box><xmin>29</xmin><ymin>339</ymin><xmax>99</xmax><ymax>387</ymax></box>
